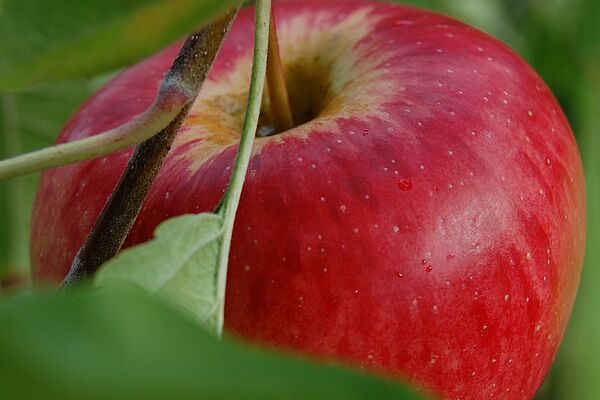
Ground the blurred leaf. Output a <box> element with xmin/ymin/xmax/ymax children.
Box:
<box><xmin>551</xmin><ymin>0</ymin><xmax>600</xmax><ymax>398</ymax></box>
<box><xmin>0</xmin><ymin>82</ymin><xmax>96</xmax><ymax>279</ymax></box>
<box><xmin>0</xmin><ymin>286</ymin><xmax>422</xmax><ymax>400</ymax></box>
<box><xmin>96</xmin><ymin>214</ymin><xmax>225</xmax><ymax>333</ymax></box>
<box><xmin>0</xmin><ymin>0</ymin><xmax>239</xmax><ymax>91</ymax></box>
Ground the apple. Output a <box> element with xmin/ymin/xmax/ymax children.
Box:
<box><xmin>31</xmin><ymin>1</ymin><xmax>585</xmax><ymax>398</ymax></box>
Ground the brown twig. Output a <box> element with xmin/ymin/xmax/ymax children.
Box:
<box><xmin>61</xmin><ymin>8</ymin><xmax>240</xmax><ymax>288</ymax></box>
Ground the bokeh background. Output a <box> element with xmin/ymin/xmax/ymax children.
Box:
<box><xmin>0</xmin><ymin>0</ymin><xmax>598</xmax><ymax>398</ymax></box>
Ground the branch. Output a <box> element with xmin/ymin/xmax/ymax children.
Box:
<box><xmin>0</xmin><ymin>85</ymin><xmax>186</xmax><ymax>181</ymax></box>
<box><xmin>62</xmin><ymin>8</ymin><xmax>240</xmax><ymax>288</ymax></box>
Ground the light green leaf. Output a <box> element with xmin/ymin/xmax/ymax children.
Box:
<box><xmin>0</xmin><ymin>0</ymin><xmax>239</xmax><ymax>92</ymax></box>
<box><xmin>96</xmin><ymin>213</ymin><xmax>225</xmax><ymax>332</ymax></box>
<box><xmin>95</xmin><ymin>0</ymin><xmax>270</xmax><ymax>338</ymax></box>
<box><xmin>0</xmin><ymin>286</ymin><xmax>422</xmax><ymax>399</ymax></box>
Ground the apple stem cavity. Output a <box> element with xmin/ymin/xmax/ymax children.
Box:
<box><xmin>61</xmin><ymin>7</ymin><xmax>240</xmax><ymax>288</ymax></box>
<box><xmin>265</xmin><ymin>5</ymin><xmax>294</xmax><ymax>134</ymax></box>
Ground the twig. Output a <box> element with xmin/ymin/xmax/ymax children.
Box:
<box><xmin>0</xmin><ymin>88</ymin><xmax>186</xmax><ymax>181</ymax></box>
<box><xmin>62</xmin><ymin>8</ymin><xmax>240</xmax><ymax>288</ymax></box>
<box><xmin>0</xmin><ymin>10</ymin><xmax>240</xmax><ymax>182</ymax></box>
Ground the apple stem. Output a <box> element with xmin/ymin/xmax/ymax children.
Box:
<box><xmin>266</xmin><ymin>7</ymin><xmax>294</xmax><ymax>133</ymax></box>
<box><xmin>61</xmin><ymin>8</ymin><xmax>240</xmax><ymax>288</ymax></box>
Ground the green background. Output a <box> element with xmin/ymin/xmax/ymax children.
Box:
<box><xmin>0</xmin><ymin>0</ymin><xmax>598</xmax><ymax>398</ymax></box>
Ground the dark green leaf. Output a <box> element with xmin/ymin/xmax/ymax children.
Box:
<box><xmin>0</xmin><ymin>286</ymin><xmax>422</xmax><ymax>400</ymax></box>
<box><xmin>0</xmin><ymin>0</ymin><xmax>239</xmax><ymax>91</ymax></box>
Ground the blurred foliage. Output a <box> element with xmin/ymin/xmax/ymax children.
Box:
<box><xmin>0</xmin><ymin>83</ymin><xmax>96</xmax><ymax>280</ymax></box>
<box><xmin>0</xmin><ymin>0</ymin><xmax>239</xmax><ymax>91</ymax></box>
<box><xmin>0</xmin><ymin>0</ymin><xmax>598</xmax><ymax>398</ymax></box>
<box><xmin>0</xmin><ymin>285</ymin><xmax>421</xmax><ymax>400</ymax></box>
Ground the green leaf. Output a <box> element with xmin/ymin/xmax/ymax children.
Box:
<box><xmin>95</xmin><ymin>214</ymin><xmax>225</xmax><ymax>332</ymax></box>
<box><xmin>0</xmin><ymin>286</ymin><xmax>423</xmax><ymax>400</ymax></box>
<box><xmin>0</xmin><ymin>0</ymin><xmax>239</xmax><ymax>92</ymax></box>
<box><xmin>95</xmin><ymin>0</ymin><xmax>270</xmax><ymax>338</ymax></box>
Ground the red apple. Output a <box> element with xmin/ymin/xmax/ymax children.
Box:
<box><xmin>31</xmin><ymin>1</ymin><xmax>585</xmax><ymax>398</ymax></box>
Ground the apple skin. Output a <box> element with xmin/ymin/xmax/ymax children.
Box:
<box><xmin>31</xmin><ymin>1</ymin><xmax>585</xmax><ymax>399</ymax></box>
